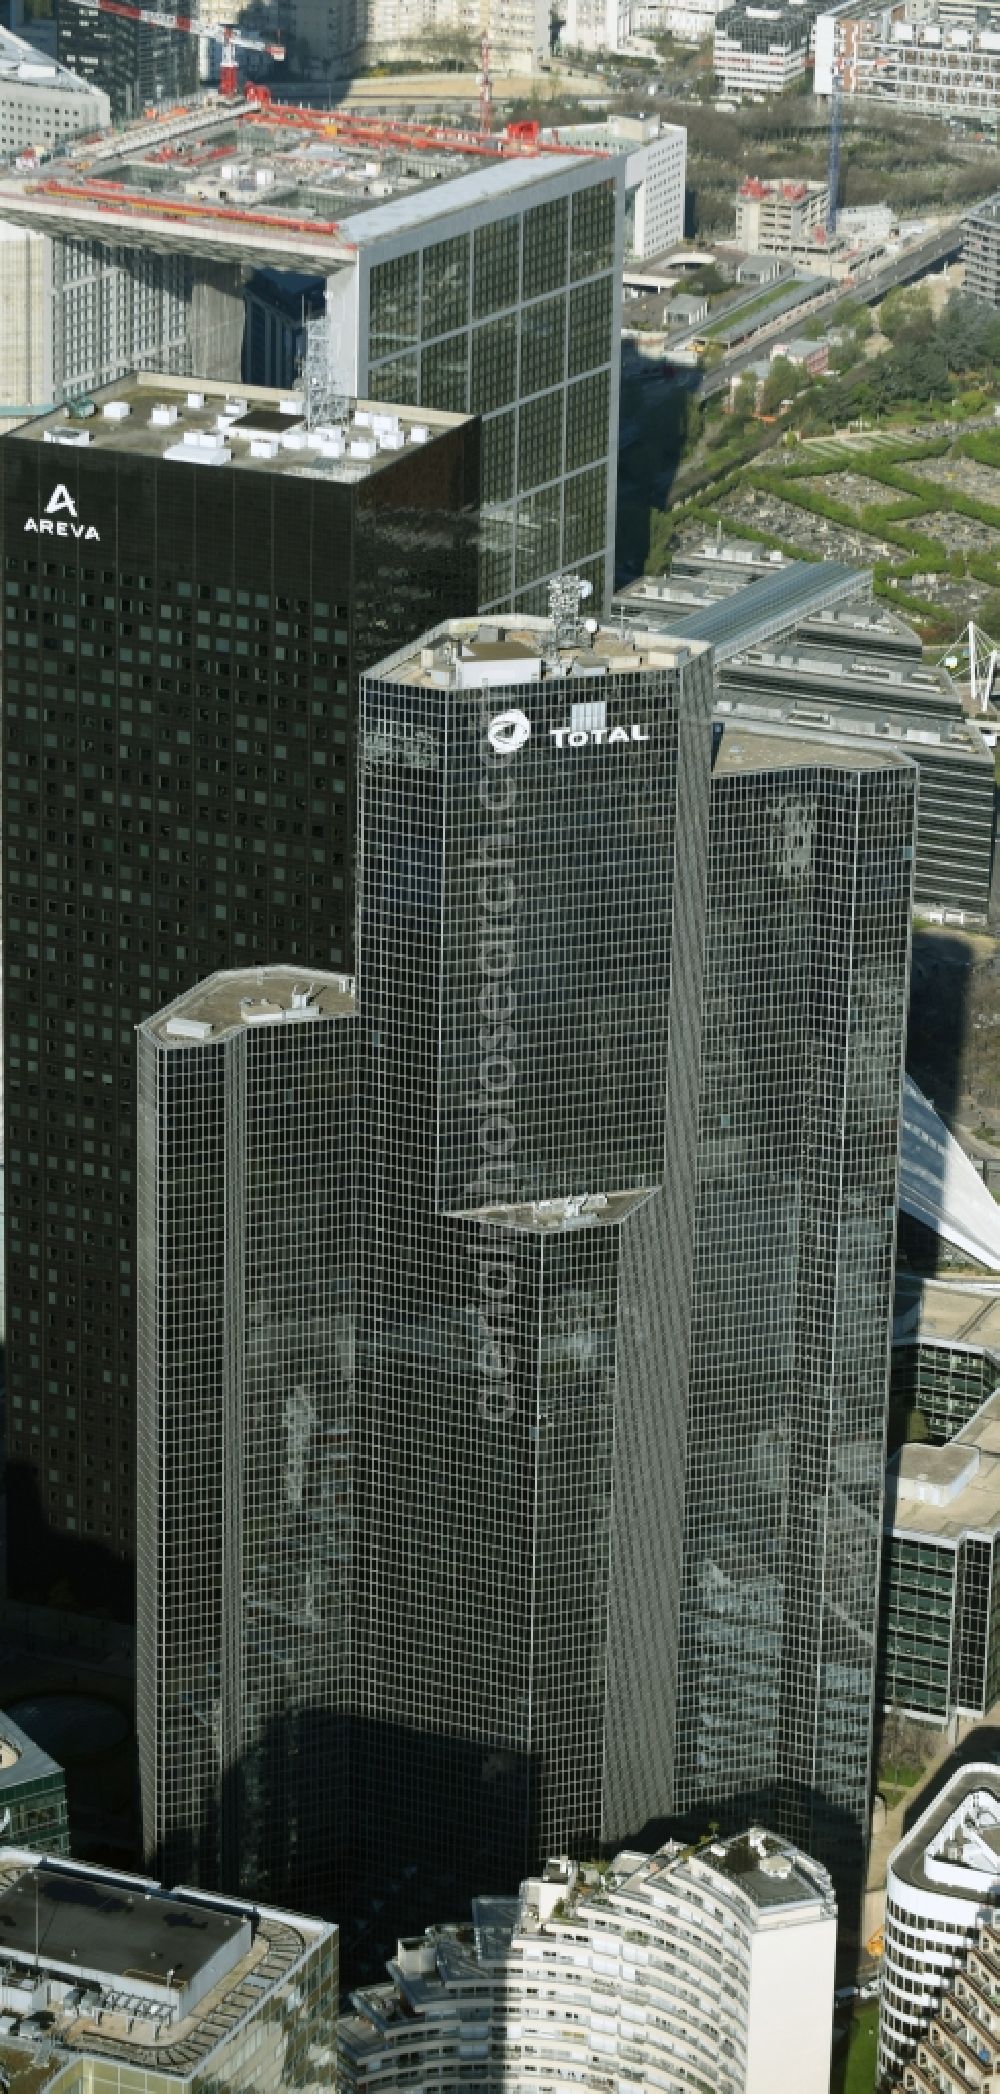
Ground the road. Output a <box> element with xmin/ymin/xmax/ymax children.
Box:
<box><xmin>696</xmin><ymin>221</ymin><xmax>964</xmax><ymax>397</ymax></box>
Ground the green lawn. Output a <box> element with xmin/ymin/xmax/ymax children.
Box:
<box><xmin>832</xmin><ymin>2002</ymin><xmax>879</xmax><ymax>2094</ymax></box>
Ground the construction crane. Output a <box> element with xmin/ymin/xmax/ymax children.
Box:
<box><xmin>826</xmin><ymin>56</ymin><xmax>842</xmax><ymax>237</ymax></box>
<box><xmin>60</xmin><ymin>0</ymin><xmax>285</xmax><ymax>98</ymax></box>
<box><xmin>478</xmin><ymin>29</ymin><xmax>492</xmax><ymax>137</ymax></box>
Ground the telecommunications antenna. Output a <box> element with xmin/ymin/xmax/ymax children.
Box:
<box><xmin>302</xmin><ymin>315</ymin><xmax>347</xmax><ymax>432</ymax></box>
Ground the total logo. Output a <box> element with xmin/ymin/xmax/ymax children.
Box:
<box><xmin>24</xmin><ymin>483</ymin><xmax>100</xmax><ymax>543</ymax></box>
<box><xmin>487</xmin><ymin>707</ymin><xmax>649</xmax><ymax>756</ymax></box>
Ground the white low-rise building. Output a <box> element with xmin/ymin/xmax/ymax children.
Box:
<box><xmin>339</xmin><ymin>1830</ymin><xmax>837</xmax><ymax>2094</ymax></box>
<box><xmin>879</xmin><ymin>1766</ymin><xmax>1000</xmax><ymax>2086</ymax></box>
<box><xmin>543</xmin><ymin>115</ymin><xmax>686</xmax><ymax>255</ymax></box>
<box><xmin>0</xmin><ymin>24</ymin><xmax>109</xmax><ymax>157</ymax></box>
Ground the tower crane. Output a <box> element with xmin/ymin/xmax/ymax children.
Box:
<box><xmin>60</xmin><ymin>0</ymin><xmax>285</xmax><ymax>97</ymax></box>
<box><xmin>826</xmin><ymin>56</ymin><xmax>842</xmax><ymax>237</ymax></box>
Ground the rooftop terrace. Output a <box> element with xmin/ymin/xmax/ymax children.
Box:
<box><xmin>14</xmin><ymin>372</ymin><xmax>466</xmax><ymax>483</ymax></box>
<box><xmin>371</xmin><ymin>613</ymin><xmax>710</xmax><ymax>693</ymax></box>
<box><xmin>715</xmin><ymin>721</ymin><xmax>911</xmax><ymax>776</ymax></box>
<box><xmin>0</xmin><ymin>1849</ymin><xmax>332</xmax><ymax>2082</ymax></box>
<box><xmin>145</xmin><ymin>965</ymin><xmax>356</xmax><ymax>1049</ymax></box>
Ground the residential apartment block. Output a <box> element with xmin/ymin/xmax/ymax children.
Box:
<box><xmin>964</xmin><ymin>191</ymin><xmax>1000</xmax><ymax>309</ymax></box>
<box><xmin>339</xmin><ymin>1832</ymin><xmax>837</xmax><ymax>2094</ymax></box>
<box><xmin>714</xmin><ymin>3</ymin><xmax>816</xmax><ymax>97</ymax></box>
<box><xmin>880</xmin><ymin>1767</ymin><xmax>1000</xmax><ymax>2084</ymax></box>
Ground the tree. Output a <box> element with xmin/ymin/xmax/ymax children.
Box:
<box><xmin>731</xmin><ymin>372</ymin><xmax>759</xmax><ymax>422</ymax></box>
<box><xmin>759</xmin><ymin>357</ymin><xmax>805</xmax><ymax>415</ymax></box>
<box><xmin>878</xmin><ymin>285</ymin><xmax>933</xmax><ymax>344</ymax></box>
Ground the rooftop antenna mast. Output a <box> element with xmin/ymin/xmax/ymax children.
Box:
<box><xmin>301</xmin><ymin>315</ymin><xmax>346</xmax><ymax>431</ymax></box>
<box><xmin>548</xmin><ymin>572</ymin><xmax>593</xmax><ymax>653</ymax></box>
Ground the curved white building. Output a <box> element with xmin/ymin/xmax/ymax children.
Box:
<box><xmin>879</xmin><ymin>1764</ymin><xmax>1000</xmax><ymax>2087</ymax></box>
<box><xmin>339</xmin><ymin>1831</ymin><xmax>837</xmax><ymax>2094</ymax></box>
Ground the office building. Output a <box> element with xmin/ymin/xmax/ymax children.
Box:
<box><xmin>365</xmin><ymin>0</ymin><xmax>547</xmax><ymax>71</ymax></box>
<box><xmin>0</xmin><ymin>26</ymin><xmax>108</xmax><ymax>154</ymax></box>
<box><xmin>735</xmin><ymin>176</ymin><xmax>830</xmax><ymax>254</ymax></box>
<box><xmin>49</xmin><ymin>241</ymin><xmax>246</xmax><ymax>406</ymax></box>
<box><xmin>892</xmin><ymin>1278</ymin><xmax>1000</xmax><ymax>1446</ymax></box>
<box><xmin>0</xmin><ymin>225</ymin><xmax>50</xmax><ymax>419</ymax></box>
<box><xmin>351</xmin><ymin>608</ymin><xmax>714</xmax><ymax>1918</ymax></box>
<box><xmin>137</xmin><ymin>966</ymin><xmax>356</xmax><ymax>1908</ymax></box>
<box><xmin>880</xmin><ymin>1389</ymin><xmax>1000</xmax><ymax>1726</ymax></box>
<box><xmin>56</xmin><ymin>0</ymin><xmax>195</xmax><ymax>123</ymax></box>
<box><xmin>816</xmin><ymin>2</ymin><xmax>1000</xmax><ymax>123</ymax></box>
<box><xmin>540</xmin><ymin>115</ymin><xmax>687</xmax><ymax>259</ymax></box>
<box><xmin>880</xmin><ymin>1766</ymin><xmax>1000</xmax><ymax>2084</ymax></box>
<box><xmin>713</xmin><ymin>3</ymin><xmax>815</xmax><ymax>97</ymax></box>
<box><xmin>339</xmin><ymin>1831</ymin><xmax>837</xmax><ymax>2094</ymax></box>
<box><xmin>889</xmin><ymin>1911</ymin><xmax>1000</xmax><ymax>2094</ymax></box>
<box><xmin>714</xmin><ymin>652</ymin><xmax>995</xmax><ymax>923</ymax></box>
<box><xmin>0</xmin><ymin>1845</ymin><xmax>337</xmax><ymax>2094</ymax></box>
<box><xmin>0</xmin><ymin>1709</ymin><xmax>69</xmax><ymax>1851</ymax></box>
<box><xmin>0</xmin><ymin>110</ymin><xmax>624</xmax><ymax>609</ymax></box>
<box><xmin>243</xmin><ymin>269</ymin><xmax>326</xmax><ymax>392</ymax></box>
<box><xmin>619</xmin><ymin>551</ymin><xmax>989</xmax><ymax>922</ymax></box>
<box><xmin>0</xmin><ymin>372</ymin><xmax>478</xmax><ymax>1607</ymax></box>
<box><xmin>672</xmin><ymin>722</ymin><xmax>915</xmax><ymax>1925</ymax></box>
<box><xmin>964</xmin><ymin>192</ymin><xmax>1000</xmax><ymax>309</ymax></box>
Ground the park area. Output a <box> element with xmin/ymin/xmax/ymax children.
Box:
<box><xmin>832</xmin><ymin>2003</ymin><xmax>879</xmax><ymax>2094</ymax></box>
<box><xmin>660</xmin><ymin>423</ymin><xmax>1000</xmax><ymax>642</ymax></box>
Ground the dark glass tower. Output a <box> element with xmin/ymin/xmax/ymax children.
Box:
<box><xmin>137</xmin><ymin>966</ymin><xmax>356</xmax><ymax>1909</ymax></box>
<box><xmin>673</xmin><ymin>726</ymin><xmax>915</xmax><ymax>1929</ymax></box>
<box><xmin>55</xmin><ymin>0</ymin><xmax>197</xmax><ymax>124</ymax></box>
<box><xmin>351</xmin><ymin>616</ymin><xmax>715</xmax><ymax>1924</ymax></box>
<box><xmin>0</xmin><ymin>374</ymin><xmax>478</xmax><ymax>1611</ymax></box>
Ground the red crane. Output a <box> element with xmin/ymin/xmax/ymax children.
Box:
<box><xmin>60</xmin><ymin>0</ymin><xmax>284</xmax><ymax>97</ymax></box>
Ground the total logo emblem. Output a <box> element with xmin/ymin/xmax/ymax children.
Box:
<box><xmin>24</xmin><ymin>483</ymin><xmax>100</xmax><ymax>542</ymax></box>
<box><xmin>487</xmin><ymin>707</ymin><xmax>650</xmax><ymax>756</ymax></box>
<box><xmin>487</xmin><ymin>709</ymin><xmax>531</xmax><ymax>756</ymax></box>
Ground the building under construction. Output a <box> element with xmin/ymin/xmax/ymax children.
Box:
<box><xmin>0</xmin><ymin>95</ymin><xmax>625</xmax><ymax>608</ymax></box>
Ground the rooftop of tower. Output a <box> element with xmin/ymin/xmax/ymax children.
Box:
<box><xmin>370</xmin><ymin>614</ymin><xmax>711</xmax><ymax>690</ymax></box>
<box><xmin>715</xmin><ymin>721</ymin><xmax>914</xmax><ymax>775</ymax></box>
<box><xmin>0</xmin><ymin>1847</ymin><xmax>334</xmax><ymax>2081</ymax></box>
<box><xmin>14</xmin><ymin>372</ymin><xmax>469</xmax><ymax>484</ymax></box>
<box><xmin>888</xmin><ymin>1387</ymin><xmax>1000</xmax><ymax>1546</ymax></box>
<box><xmin>145</xmin><ymin>965</ymin><xmax>356</xmax><ymax>1049</ymax></box>
<box><xmin>0</xmin><ymin>100</ymin><xmax>611</xmax><ymax>270</ymax></box>
<box><xmin>888</xmin><ymin>1763</ymin><xmax>1000</xmax><ymax>1903</ymax></box>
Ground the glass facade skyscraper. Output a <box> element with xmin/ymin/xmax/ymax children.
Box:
<box><xmin>132</xmin><ymin>594</ymin><xmax>915</xmax><ymax>1945</ymax></box>
<box><xmin>137</xmin><ymin>967</ymin><xmax>355</xmax><ymax>1908</ymax></box>
<box><xmin>673</xmin><ymin>730</ymin><xmax>915</xmax><ymax>1925</ymax></box>
<box><xmin>0</xmin><ymin>374</ymin><xmax>478</xmax><ymax>1611</ymax></box>
<box><xmin>351</xmin><ymin>617</ymin><xmax>715</xmax><ymax>1920</ymax></box>
<box><xmin>330</xmin><ymin>156</ymin><xmax>624</xmax><ymax>614</ymax></box>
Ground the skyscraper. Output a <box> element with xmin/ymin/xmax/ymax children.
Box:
<box><xmin>56</xmin><ymin>0</ymin><xmax>196</xmax><ymax>123</ymax></box>
<box><xmin>351</xmin><ymin>613</ymin><xmax>715</xmax><ymax>1915</ymax></box>
<box><xmin>0</xmin><ymin>373</ymin><xmax>478</xmax><ymax>1608</ymax></box>
<box><xmin>135</xmin><ymin>613</ymin><xmax>914</xmax><ymax>1939</ymax></box>
<box><xmin>137</xmin><ymin>967</ymin><xmax>355</xmax><ymax>1907</ymax></box>
<box><xmin>673</xmin><ymin>726</ymin><xmax>915</xmax><ymax>1924</ymax></box>
<box><xmin>136</xmin><ymin>609</ymin><xmax>716</xmax><ymax>1919</ymax></box>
